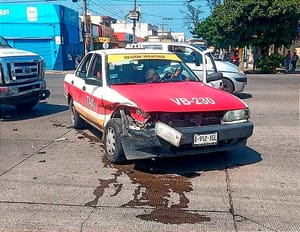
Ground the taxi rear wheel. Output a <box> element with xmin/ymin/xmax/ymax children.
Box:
<box><xmin>104</xmin><ymin>118</ymin><xmax>126</xmax><ymax>164</ymax></box>
<box><xmin>69</xmin><ymin>99</ymin><xmax>84</xmax><ymax>129</ymax></box>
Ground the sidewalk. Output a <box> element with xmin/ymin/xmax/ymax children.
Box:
<box><xmin>244</xmin><ymin>67</ymin><xmax>300</xmax><ymax>75</ymax></box>
<box><xmin>45</xmin><ymin>70</ymin><xmax>74</xmax><ymax>74</ymax></box>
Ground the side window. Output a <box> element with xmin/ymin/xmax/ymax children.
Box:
<box><xmin>168</xmin><ymin>45</ymin><xmax>201</xmax><ymax>64</ymax></box>
<box><xmin>206</xmin><ymin>53</ymin><xmax>217</xmax><ymax>72</ymax></box>
<box><xmin>191</xmin><ymin>49</ymin><xmax>203</xmax><ymax>65</ymax></box>
<box><xmin>75</xmin><ymin>53</ymin><xmax>93</xmax><ymax>79</ymax></box>
<box><xmin>87</xmin><ymin>54</ymin><xmax>102</xmax><ymax>80</ymax></box>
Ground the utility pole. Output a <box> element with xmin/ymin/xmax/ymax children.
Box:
<box><xmin>132</xmin><ymin>0</ymin><xmax>137</xmax><ymax>43</ymax></box>
<box><xmin>82</xmin><ymin>0</ymin><xmax>90</xmax><ymax>55</ymax></box>
<box><xmin>161</xmin><ymin>17</ymin><xmax>173</xmax><ymax>36</ymax></box>
<box><xmin>128</xmin><ymin>0</ymin><xmax>139</xmax><ymax>43</ymax></box>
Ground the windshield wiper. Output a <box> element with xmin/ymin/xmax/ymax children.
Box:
<box><xmin>111</xmin><ymin>82</ymin><xmax>138</xmax><ymax>85</ymax></box>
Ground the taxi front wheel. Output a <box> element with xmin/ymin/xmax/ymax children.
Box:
<box><xmin>69</xmin><ymin>99</ymin><xmax>85</xmax><ymax>129</ymax></box>
<box><xmin>104</xmin><ymin>118</ymin><xmax>126</xmax><ymax>164</ymax></box>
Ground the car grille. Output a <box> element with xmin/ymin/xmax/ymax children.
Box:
<box><xmin>154</xmin><ymin>112</ymin><xmax>223</xmax><ymax>127</ymax></box>
<box><xmin>7</xmin><ymin>61</ymin><xmax>42</xmax><ymax>81</ymax></box>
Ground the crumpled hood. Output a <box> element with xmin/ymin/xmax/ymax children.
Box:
<box><xmin>0</xmin><ymin>48</ymin><xmax>39</xmax><ymax>58</ymax></box>
<box><xmin>111</xmin><ymin>82</ymin><xmax>247</xmax><ymax>112</ymax></box>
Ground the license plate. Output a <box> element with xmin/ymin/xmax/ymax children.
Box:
<box><xmin>193</xmin><ymin>132</ymin><xmax>218</xmax><ymax>146</ymax></box>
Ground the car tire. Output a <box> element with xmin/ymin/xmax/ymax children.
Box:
<box><xmin>104</xmin><ymin>118</ymin><xmax>126</xmax><ymax>164</ymax></box>
<box><xmin>222</xmin><ymin>78</ymin><xmax>234</xmax><ymax>93</ymax></box>
<box><xmin>69</xmin><ymin>99</ymin><xmax>84</xmax><ymax>129</ymax></box>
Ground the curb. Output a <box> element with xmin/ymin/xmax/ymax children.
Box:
<box><xmin>45</xmin><ymin>70</ymin><xmax>74</xmax><ymax>74</ymax></box>
<box><xmin>244</xmin><ymin>68</ymin><xmax>300</xmax><ymax>75</ymax></box>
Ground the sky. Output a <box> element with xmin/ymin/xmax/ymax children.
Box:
<box><xmin>1</xmin><ymin>0</ymin><xmax>212</xmax><ymax>39</ymax></box>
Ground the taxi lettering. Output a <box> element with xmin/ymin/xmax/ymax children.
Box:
<box><xmin>170</xmin><ymin>97</ymin><xmax>215</xmax><ymax>106</ymax></box>
<box><xmin>87</xmin><ymin>96</ymin><xmax>95</xmax><ymax>109</ymax></box>
<box><xmin>123</xmin><ymin>54</ymin><xmax>166</xmax><ymax>59</ymax></box>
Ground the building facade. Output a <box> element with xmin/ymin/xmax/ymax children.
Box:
<box><xmin>111</xmin><ymin>20</ymin><xmax>158</xmax><ymax>43</ymax></box>
<box><xmin>0</xmin><ymin>4</ymin><xmax>80</xmax><ymax>70</ymax></box>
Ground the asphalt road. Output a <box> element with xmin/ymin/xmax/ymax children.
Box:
<box><xmin>0</xmin><ymin>72</ymin><xmax>299</xmax><ymax>232</ymax></box>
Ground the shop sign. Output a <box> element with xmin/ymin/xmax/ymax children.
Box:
<box><xmin>98</xmin><ymin>37</ymin><xmax>110</xmax><ymax>43</ymax></box>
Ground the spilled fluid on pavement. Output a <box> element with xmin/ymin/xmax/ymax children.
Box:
<box><xmin>87</xmin><ymin>157</ymin><xmax>210</xmax><ymax>223</ymax></box>
<box><xmin>78</xmin><ymin>130</ymin><xmax>211</xmax><ymax>224</ymax></box>
<box><xmin>121</xmin><ymin>163</ymin><xmax>211</xmax><ymax>224</ymax></box>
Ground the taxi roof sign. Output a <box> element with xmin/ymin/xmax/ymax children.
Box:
<box><xmin>125</xmin><ymin>43</ymin><xmax>144</xmax><ymax>49</ymax></box>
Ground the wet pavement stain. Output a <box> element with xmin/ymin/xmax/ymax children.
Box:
<box><xmin>138</xmin><ymin>208</ymin><xmax>210</xmax><ymax>224</ymax></box>
<box><xmin>37</xmin><ymin>151</ymin><xmax>46</xmax><ymax>154</ymax></box>
<box><xmin>85</xmin><ymin>178</ymin><xmax>119</xmax><ymax>206</ymax></box>
<box><xmin>123</xmin><ymin>169</ymin><xmax>210</xmax><ymax>224</ymax></box>
<box><xmin>85</xmin><ymin>156</ymin><xmax>211</xmax><ymax>224</ymax></box>
<box><xmin>52</xmin><ymin>123</ymin><xmax>65</xmax><ymax>128</ymax></box>
<box><xmin>79</xmin><ymin>132</ymin><xmax>211</xmax><ymax>224</ymax></box>
<box><xmin>78</xmin><ymin>131</ymin><xmax>101</xmax><ymax>143</ymax></box>
<box><xmin>50</xmin><ymin>120</ymin><xmax>67</xmax><ymax>128</ymax></box>
<box><xmin>85</xmin><ymin>166</ymin><xmax>124</xmax><ymax>207</ymax></box>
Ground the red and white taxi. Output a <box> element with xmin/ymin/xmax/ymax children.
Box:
<box><xmin>64</xmin><ymin>47</ymin><xmax>253</xmax><ymax>164</ymax></box>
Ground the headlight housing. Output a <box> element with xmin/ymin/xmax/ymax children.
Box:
<box><xmin>222</xmin><ymin>109</ymin><xmax>250</xmax><ymax>124</ymax></box>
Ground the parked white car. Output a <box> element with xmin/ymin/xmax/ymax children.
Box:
<box><xmin>140</xmin><ymin>42</ymin><xmax>247</xmax><ymax>93</ymax></box>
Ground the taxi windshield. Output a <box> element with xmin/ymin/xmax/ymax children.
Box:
<box><xmin>107</xmin><ymin>58</ymin><xmax>199</xmax><ymax>85</ymax></box>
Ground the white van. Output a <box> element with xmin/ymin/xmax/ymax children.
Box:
<box><xmin>140</xmin><ymin>42</ymin><xmax>247</xmax><ymax>93</ymax></box>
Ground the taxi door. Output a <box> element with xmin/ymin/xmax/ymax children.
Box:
<box><xmin>69</xmin><ymin>53</ymin><xmax>94</xmax><ymax>112</ymax></box>
<box><xmin>77</xmin><ymin>53</ymin><xmax>105</xmax><ymax>129</ymax></box>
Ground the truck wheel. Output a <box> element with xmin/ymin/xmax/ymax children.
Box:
<box><xmin>104</xmin><ymin>118</ymin><xmax>126</xmax><ymax>164</ymax></box>
<box><xmin>222</xmin><ymin>78</ymin><xmax>234</xmax><ymax>93</ymax></box>
<box><xmin>15</xmin><ymin>99</ymin><xmax>39</xmax><ymax>111</ymax></box>
<box><xmin>69</xmin><ymin>99</ymin><xmax>84</xmax><ymax>129</ymax></box>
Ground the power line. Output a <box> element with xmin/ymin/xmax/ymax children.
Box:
<box><xmin>88</xmin><ymin>0</ymin><xmax>125</xmax><ymax>18</ymax></box>
<box><xmin>1</xmin><ymin>0</ymin><xmax>208</xmax><ymax>36</ymax></box>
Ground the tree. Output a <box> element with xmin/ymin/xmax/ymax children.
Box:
<box><xmin>181</xmin><ymin>2</ymin><xmax>203</xmax><ymax>33</ymax></box>
<box><xmin>191</xmin><ymin>15</ymin><xmax>222</xmax><ymax>47</ymax></box>
<box><xmin>211</xmin><ymin>0</ymin><xmax>300</xmax><ymax>53</ymax></box>
<box><xmin>206</xmin><ymin>0</ymin><xmax>222</xmax><ymax>12</ymax></box>
<box><xmin>182</xmin><ymin>0</ymin><xmax>221</xmax><ymax>37</ymax></box>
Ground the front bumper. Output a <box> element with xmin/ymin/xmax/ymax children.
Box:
<box><xmin>222</xmin><ymin>72</ymin><xmax>247</xmax><ymax>93</ymax></box>
<box><xmin>121</xmin><ymin>121</ymin><xmax>254</xmax><ymax>160</ymax></box>
<box><xmin>232</xmin><ymin>73</ymin><xmax>247</xmax><ymax>92</ymax></box>
<box><xmin>0</xmin><ymin>80</ymin><xmax>50</xmax><ymax>105</ymax></box>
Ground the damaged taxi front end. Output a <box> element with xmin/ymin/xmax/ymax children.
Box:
<box><xmin>111</xmin><ymin>82</ymin><xmax>254</xmax><ymax>161</ymax></box>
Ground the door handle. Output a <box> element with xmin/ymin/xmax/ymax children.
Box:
<box><xmin>82</xmin><ymin>86</ymin><xmax>86</xmax><ymax>91</ymax></box>
<box><xmin>71</xmin><ymin>80</ymin><xmax>74</xmax><ymax>85</ymax></box>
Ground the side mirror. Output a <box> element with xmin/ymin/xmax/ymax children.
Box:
<box><xmin>207</xmin><ymin>72</ymin><xmax>223</xmax><ymax>83</ymax></box>
<box><xmin>85</xmin><ymin>77</ymin><xmax>102</xmax><ymax>86</ymax></box>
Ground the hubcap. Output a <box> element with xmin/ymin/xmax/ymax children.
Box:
<box><xmin>106</xmin><ymin>127</ymin><xmax>116</xmax><ymax>156</ymax></box>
